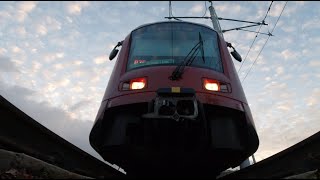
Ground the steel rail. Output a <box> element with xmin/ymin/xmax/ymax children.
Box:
<box><xmin>220</xmin><ymin>131</ymin><xmax>320</xmax><ymax>178</ymax></box>
<box><xmin>0</xmin><ymin>95</ymin><xmax>124</xmax><ymax>178</ymax></box>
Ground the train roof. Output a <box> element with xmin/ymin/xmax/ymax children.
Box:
<box><xmin>132</xmin><ymin>21</ymin><xmax>218</xmax><ymax>33</ymax></box>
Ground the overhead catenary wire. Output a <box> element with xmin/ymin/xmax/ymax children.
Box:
<box><xmin>237</xmin><ymin>1</ymin><xmax>274</xmax><ymax>73</ymax></box>
<box><xmin>236</xmin><ymin>29</ymin><xmax>273</xmax><ymax>36</ymax></box>
<box><xmin>202</xmin><ymin>1</ymin><xmax>208</xmax><ymax>17</ymax></box>
<box><xmin>169</xmin><ymin>1</ymin><xmax>183</xmax><ymax>21</ymax></box>
<box><xmin>241</xmin><ymin>1</ymin><xmax>288</xmax><ymax>83</ymax></box>
<box><xmin>169</xmin><ymin>1</ymin><xmax>171</xmax><ymax>18</ymax></box>
<box><xmin>169</xmin><ymin>1</ymin><xmax>208</xmax><ymax>20</ymax></box>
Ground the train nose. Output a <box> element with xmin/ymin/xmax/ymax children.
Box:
<box><xmin>177</xmin><ymin>100</ymin><xmax>195</xmax><ymax>116</ymax></box>
<box><xmin>158</xmin><ymin>100</ymin><xmax>175</xmax><ymax>116</ymax></box>
<box><xmin>158</xmin><ymin>99</ymin><xmax>195</xmax><ymax>117</ymax></box>
<box><xmin>142</xmin><ymin>90</ymin><xmax>198</xmax><ymax>121</ymax></box>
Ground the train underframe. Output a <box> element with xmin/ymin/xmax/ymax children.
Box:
<box><xmin>90</xmin><ymin>90</ymin><xmax>258</xmax><ymax>177</ymax></box>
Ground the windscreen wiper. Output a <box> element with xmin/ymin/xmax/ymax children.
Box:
<box><xmin>169</xmin><ymin>32</ymin><xmax>205</xmax><ymax>81</ymax></box>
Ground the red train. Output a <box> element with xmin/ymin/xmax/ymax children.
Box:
<box><xmin>89</xmin><ymin>21</ymin><xmax>259</xmax><ymax>176</ymax></box>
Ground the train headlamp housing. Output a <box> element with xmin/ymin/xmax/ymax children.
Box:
<box><xmin>203</xmin><ymin>78</ymin><xmax>230</xmax><ymax>93</ymax></box>
<box><xmin>121</xmin><ymin>77</ymin><xmax>147</xmax><ymax>91</ymax></box>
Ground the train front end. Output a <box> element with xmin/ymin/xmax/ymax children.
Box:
<box><xmin>89</xmin><ymin>22</ymin><xmax>259</xmax><ymax>176</ymax></box>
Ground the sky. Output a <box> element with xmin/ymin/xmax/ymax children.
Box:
<box><xmin>0</xmin><ymin>1</ymin><xmax>319</xmax><ymax>171</ymax></box>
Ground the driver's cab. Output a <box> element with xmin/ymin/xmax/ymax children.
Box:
<box><xmin>126</xmin><ymin>22</ymin><xmax>224</xmax><ymax>73</ymax></box>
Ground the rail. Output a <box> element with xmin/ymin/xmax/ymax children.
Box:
<box><xmin>220</xmin><ymin>130</ymin><xmax>320</xmax><ymax>178</ymax></box>
<box><xmin>0</xmin><ymin>95</ymin><xmax>124</xmax><ymax>178</ymax></box>
<box><xmin>1</xmin><ymin>94</ymin><xmax>319</xmax><ymax>178</ymax></box>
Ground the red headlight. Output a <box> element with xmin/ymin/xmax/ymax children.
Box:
<box><xmin>129</xmin><ymin>77</ymin><xmax>147</xmax><ymax>90</ymax></box>
<box><xmin>203</xmin><ymin>78</ymin><xmax>220</xmax><ymax>91</ymax></box>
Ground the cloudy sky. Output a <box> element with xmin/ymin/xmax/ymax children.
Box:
<box><xmin>0</xmin><ymin>1</ymin><xmax>319</xmax><ymax>170</ymax></box>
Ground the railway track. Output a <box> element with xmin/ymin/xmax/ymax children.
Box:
<box><xmin>0</xmin><ymin>95</ymin><xmax>124</xmax><ymax>178</ymax></box>
<box><xmin>1</xmin><ymin>95</ymin><xmax>319</xmax><ymax>178</ymax></box>
<box><xmin>220</xmin><ymin>130</ymin><xmax>320</xmax><ymax>179</ymax></box>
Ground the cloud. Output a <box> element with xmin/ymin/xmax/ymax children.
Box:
<box><xmin>0</xmin><ymin>48</ymin><xmax>7</xmax><ymax>55</ymax></box>
<box><xmin>45</xmin><ymin>16</ymin><xmax>62</xmax><ymax>31</ymax></box>
<box><xmin>107</xmin><ymin>44</ymin><xmax>115</xmax><ymax>51</ymax></box>
<box><xmin>229</xmin><ymin>4</ymin><xmax>242</xmax><ymax>14</ymax></box>
<box><xmin>66</xmin><ymin>1</ymin><xmax>90</xmax><ymax>15</ymax></box>
<box><xmin>11</xmin><ymin>59</ymin><xmax>24</xmax><ymax>67</ymax></box>
<box><xmin>0</xmin><ymin>83</ymin><xmax>108</xmax><ymax>164</ymax></box>
<box><xmin>276</xmin><ymin>103</ymin><xmax>291</xmax><ymax>112</ymax></box>
<box><xmin>305</xmin><ymin>88</ymin><xmax>320</xmax><ymax>106</ymax></box>
<box><xmin>245</xmin><ymin>32</ymin><xmax>258</xmax><ymax>42</ymax></box>
<box><xmin>0</xmin><ymin>11</ymin><xmax>11</xmax><ymax>25</ymax></box>
<box><xmin>43</xmin><ymin>52</ymin><xmax>65</xmax><ymax>63</ymax></box>
<box><xmin>16</xmin><ymin>26</ymin><xmax>27</xmax><ymax>37</ymax></box>
<box><xmin>246</xmin><ymin>70</ymin><xmax>320</xmax><ymax>161</ymax></box>
<box><xmin>31</xmin><ymin>61</ymin><xmax>42</xmax><ymax>73</ymax></box>
<box><xmin>72</xmin><ymin>70</ymin><xmax>86</xmax><ymax>78</ymax></box>
<box><xmin>295</xmin><ymin>1</ymin><xmax>305</xmax><ymax>5</ymax></box>
<box><xmin>94</xmin><ymin>55</ymin><xmax>108</xmax><ymax>64</ymax></box>
<box><xmin>281</xmin><ymin>25</ymin><xmax>295</xmax><ymax>33</ymax></box>
<box><xmin>11</xmin><ymin>46</ymin><xmax>22</xmax><ymax>54</ymax></box>
<box><xmin>40</xmin><ymin>69</ymin><xmax>55</xmax><ymax>80</ymax></box>
<box><xmin>254</xmin><ymin>107</ymin><xmax>319</xmax><ymax>161</ymax></box>
<box><xmin>33</xmin><ymin>16</ymin><xmax>62</xmax><ymax>37</ymax></box>
<box><xmin>56</xmin><ymin>53</ymin><xmax>64</xmax><ymax>58</ymax></box>
<box><xmin>302</xmin><ymin>19</ymin><xmax>320</xmax><ymax>31</ymax></box>
<box><xmin>70</xmin><ymin>85</ymin><xmax>83</xmax><ymax>93</ymax></box>
<box><xmin>215</xmin><ymin>3</ymin><xmax>242</xmax><ymax>15</ymax></box>
<box><xmin>0</xmin><ymin>1</ymin><xmax>319</xmax><ymax>167</ymax></box>
<box><xmin>269</xmin><ymin>2</ymin><xmax>285</xmax><ymax>17</ymax></box>
<box><xmin>282</xmin><ymin>2</ymin><xmax>299</xmax><ymax>17</ymax></box>
<box><xmin>53</xmin><ymin>63</ymin><xmax>65</xmax><ymax>71</ymax></box>
<box><xmin>0</xmin><ymin>80</ymin><xmax>103</xmax><ymax>136</ymax></box>
<box><xmin>17</xmin><ymin>1</ymin><xmax>37</xmax><ymax>13</ymax></box>
<box><xmin>249</xmin><ymin>86</ymin><xmax>320</xmax><ymax>161</ymax></box>
<box><xmin>44</xmin><ymin>83</ymin><xmax>57</xmax><ymax>93</ymax></box>
<box><xmin>0</xmin><ymin>56</ymin><xmax>19</xmax><ymax>72</ymax></box>
<box><xmin>36</xmin><ymin>24</ymin><xmax>48</xmax><ymax>36</ymax></box>
<box><xmin>256</xmin><ymin>9</ymin><xmax>266</xmax><ymax>20</ymax></box>
<box><xmin>215</xmin><ymin>4</ymin><xmax>229</xmax><ymax>13</ymax></box>
<box><xmin>56</xmin><ymin>78</ymin><xmax>70</xmax><ymax>87</ymax></box>
<box><xmin>280</xmin><ymin>49</ymin><xmax>298</xmax><ymax>60</ymax></box>
<box><xmin>69</xmin><ymin>100</ymin><xmax>92</xmax><ymax>111</ymax></box>
<box><xmin>66</xmin><ymin>16</ymin><xmax>73</xmax><ymax>23</ymax></box>
<box><xmin>308</xmin><ymin>60</ymin><xmax>320</xmax><ymax>67</ymax></box>
<box><xmin>16</xmin><ymin>1</ymin><xmax>37</xmax><ymax>22</ymax></box>
<box><xmin>275</xmin><ymin>66</ymin><xmax>284</xmax><ymax>75</ymax></box>
<box><xmin>189</xmin><ymin>4</ymin><xmax>204</xmax><ymax>14</ymax></box>
<box><xmin>260</xmin><ymin>67</ymin><xmax>270</xmax><ymax>72</ymax></box>
<box><xmin>16</xmin><ymin>11</ymin><xmax>27</xmax><ymax>22</ymax></box>
<box><xmin>127</xmin><ymin>1</ymin><xmax>140</xmax><ymax>6</ymax></box>
<box><xmin>308</xmin><ymin>37</ymin><xmax>320</xmax><ymax>44</ymax></box>
<box><xmin>72</xmin><ymin>60</ymin><xmax>83</xmax><ymax>66</ymax></box>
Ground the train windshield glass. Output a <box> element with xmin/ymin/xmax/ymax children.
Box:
<box><xmin>127</xmin><ymin>22</ymin><xmax>223</xmax><ymax>72</ymax></box>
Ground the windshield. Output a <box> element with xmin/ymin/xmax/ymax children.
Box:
<box><xmin>127</xmin><ymin>22</ymin><xmax>223</xmax><ymax>73</ymax></box>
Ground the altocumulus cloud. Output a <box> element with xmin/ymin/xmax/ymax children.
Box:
<box><xmin>0</xmin><ymin>1</ymin><xmax>320</xmax><ymax>168</ymax></box>
<box><xmin>0</xmin><ymin>81</ymin><xmax>114</xmax><ymax>165</ymax></box>
<box><xmin>0</xmin><ymin>56</ymin><xmax>19</xmax><ymax>72</ymax></box>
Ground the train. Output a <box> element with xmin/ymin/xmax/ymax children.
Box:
<box><xmin>89</xmin><ymin>21</ymin><xmax>259</xmax><ymax>176</ymax></box>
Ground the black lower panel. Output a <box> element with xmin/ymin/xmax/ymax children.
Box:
<box><xmin>93</xmin><ymin>103</ymin><xmax>259</xmax><ymax>176</ymax></box>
